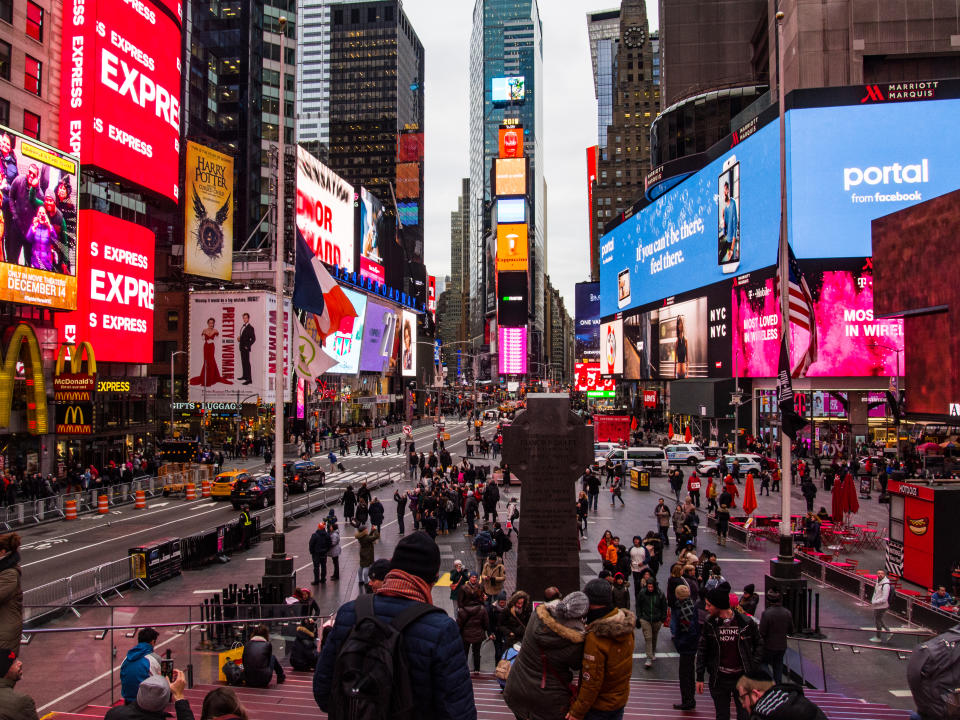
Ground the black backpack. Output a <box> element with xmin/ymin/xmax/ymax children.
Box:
<box><xmin>330</xmin><ymin>593</ymin><xmax>443</xmax><ymax>720</ymax></box>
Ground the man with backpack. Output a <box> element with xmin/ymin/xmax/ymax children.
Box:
<box><xmin>309</xmin><ymin>523</ymin><xmax>332</xmax><ymax>585</ymax></box>
<box><xmin>313</xmin><ymin>531</ymin><xmax>476</xmax><ymax>720</ymax></box>
<box><xmin>473</xmin><ymin>525</ymin><xmax>496</xmax><ymax>570</ymax></box>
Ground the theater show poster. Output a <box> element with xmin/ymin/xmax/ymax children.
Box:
<box><xmin>188</xmin><ymin>291</ymin><xmax>293</xmax><ymax>404</ymax></box>
<box><xmin>184</xmin><ymin>141</ymin><xmax>234</xmax><ymax>281</ymax></box>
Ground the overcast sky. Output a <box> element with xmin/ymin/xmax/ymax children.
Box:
<box><xmin>401</xmin><ymin>0</ymin><xmax>659</xmax><ymax>310</ymax></box>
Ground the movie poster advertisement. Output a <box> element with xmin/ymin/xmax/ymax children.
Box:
<box><xmin>188</xmin><ymin>291</ymin><xmax>293</xmax><ymax>404</ymax></box>
<box><xmin>401</xmin><ymin>310</ymin><xmax>417</xmax><ymax>377</ymax></box>
<box><xmin>0</xmin><ymin>125</ymin><xmax>80</xmax><ymax>310</ymax></box>
<box><xmin>184</xmin><ymin>141</ymin><xmax>234</xmax><ymax>281</ymax></box>
<box><xmin>359</xmin><ymin>300</ymin><xmax>400</xmax><ymax>374</ymax></box>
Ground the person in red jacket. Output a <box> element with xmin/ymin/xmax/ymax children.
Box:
<box><xmin>597</xmin><ymin>530</ymin><xmax>614</xmax><ymax>561</ymax></box>
<box><xmin>687</xmin><ymin>474</ymin><xmax>702</xmax><ymax>508</ymax></box>
<box><xmin>723</xmin><ymin>474</ymin><xmax>739</xmax><ymax>509</ymax></box>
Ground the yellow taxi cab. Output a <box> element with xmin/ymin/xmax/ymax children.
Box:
<box><xmin>210</xmin><ymin>470</ymin><xmax>251</xmax><ymax>500</ymax></box>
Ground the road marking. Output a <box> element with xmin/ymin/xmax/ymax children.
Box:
<box><xmin>716</xmin><ymin>558</ymin><xmax>767</xmax><ymax>563</ymax></box>
<box><xmin>192</xmin><ymin>589</ymin><xmax>224</xmax><ymax>595</ymax></box>
<box><xmin>20</xmin><ymin>538</ymin><xmax>68</xmax><ymax>551</ymax></box>
<box><xmin>857</xmin><ymin>626</ymin><xmax>917</xmax><ymax>633</ymax></box>
<box><xmin>246</xmin><ymin>555</ymin><xmax>298</xmax><ymax>561</ymax></box>
<box><xmin>149</xmin><ymin>502</ymin><xmax>170</xmax><ymax>508</ymax></box>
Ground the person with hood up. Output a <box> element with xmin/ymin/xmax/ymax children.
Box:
<box><xmin>498</xmin><ymin>590</ymin><xmax>531</xmax><ymax>647</ymax></box>
<box><xmin>457</xmin><ymin>571</ymin><xmax>491</xmax><ymax>673</ymax></box>
<box><xmin>635</xmin><ymin>576</ymin><xmax>668</xmax><ymax>669</ymax></box>
<box><xmin>504</xmin><ymin>592</ymin><xmax>589</xmax><ymax>720</ymax></box>
<box><xmin>566</xmin><ymin>579</ymin><xmax>636</xmax><ymax>720</ymax></box>
<box><xmin>341</xmin><ymin>486</ymin><xmax>356</xmax><ymax>522</ymax></box>
<box><xmin>739</xmin><ymin>584</ymin><xmax>760</xmax><ymax>617</ymax></box>
<box><xmin>289</xmin><ymin>618</ymin><xmax>319</xmax><ymax>671</ymax></box>
<box><xmin>736</xmin><ymin>669</ymin><xmax>827</xmax><ymax>719</ymax></box>
<box><xmin>119</xmin><ymin>627</ymin><xmax>161</xmax><ymax>703</ymax></box>
<box><xmin>0</xmin><ymin>533</ymin><xmax>22</xmax><ymax>655</ymax></box>
<box><xmin>611</xmin><ymin>573</ymin><xmax>630</xmax><ymax>610</ymax></box>
<box><xmin>671</xmin><ymin>584</ymin><xmax>700</xmax><ymax>711</ymax></box>
<box><xmin>481</xmin><ymin>553</ymin><xmax>507</xmax><ymax>600</ymax></box>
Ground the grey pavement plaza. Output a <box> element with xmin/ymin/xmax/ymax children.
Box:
<box><xmin>14</xmin><ymin>420</ymin><xmax>923</xmax><ymax>715</ymax></box>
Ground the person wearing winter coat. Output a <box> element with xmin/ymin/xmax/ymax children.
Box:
<box><xmin>0</xmin><ymin>533</ymin><xmax>22</xmax><ymax>655</ymax></box>
<box><xmin>457</xmin><ymin>577</ymin><xmax>490</xmax><ymax>672</ymax></box>
<box><xmin>368</xmin><ymin>497</ymin><xmax>385</xmax><ymax>532</ymax></box>
<box><xmin>481</xmin><ymin>554</ymin><xmax>507</xmax><ymax>598</ymax></box>
<box><xmin>327</xmin><ymin>521</ymin><xmax>341</xmax><ymax>581</ymax></box>
<box><xmin>628</xmin><ymin>536</ymin><xmax>651</xmax><ymax>597</ymax></box>
<box><xmin>242</xmin><ymin>625</ymin><xmax>286</xmax><ymax>687</ymax></box>
<box><xmin>567</xmin><ymin>580</ymin><xmax>636</xmax><ymax>720</ymax></box>
<box><xmin>449</xmin><ymin>560</ymin><xmax>470</xmax><ymax>601</ymax></box>
<box><xmin>341</xmin><ymin>486</ymin><xmax>356</xmax><ymax>521</ymax></box>
<box><xmin>635</xmin><ymin>576</ymin><xmax>668</xmax><ymax>668</ymax></box>
<box><xmin>611</xmin><ymin>573</ymin><xmax>631</xmax><ymax>610</ymax></box>
<box><xmin>289</xmin><ymin>620</ymin><xmax>319</xmax><ymax>671</ymax></box>
<box><xmin>308</xmin><ymin>523</ymin><xmax>332</xmax><ymax>585</ymax></box>
<box><xmin>736</xmin><ymin>672</ymin><xmax>827</xmax><ymax>720</ymax></box>
<box><xmin>354</xmin><ymin>523</ymin><xmax>380</xmax><ymax>588</ymax></box>
<box><xmin>119</xmin><ymin>627</ymin><xmax>161</xmax><ymax>703</ymax></box>
<box><xmin>394</xmin><ymin>489</ymin><xmax>408</xmax><ymax>535</ymax></box>
<box><xmin>497</xmin><ymin>590</ymin><xmax>531</xmax><ymax>647</ymax></box>
<box><xmin>503</xmin><ymin>592</ymin><xmax>588</xmax><ymax>720</ymax></box>
<box><xmin>671</xmin><ymin>584</ymin><xmax>701</xmax><ymax>711</ymax></box>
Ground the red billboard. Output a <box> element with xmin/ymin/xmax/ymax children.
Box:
<box><xmin>427</xmin><ymin>275</ymin><xmax>436</xmax><ymax>320</ymax></box>
<box><xmin>55</xmin><ymin>210</ymin><xmax>155</xmax><ymax>362</ymax></box>
<box><xmin>60</xmin><ymin>0</ymin><xmax>182</xmax><ymax>202</ymax></box>
<box><xmin>574</xmin><ymin>362</ymin><xmax>616</xmax><ymax>393</ymax></box>
<box><xmin>499</xmin><ymin>127</ymin><xmax>524</xmax><ymax>158</ymax></box>
<box><xmin>587</xmin><ymin>146</ymin><xmax>597</xmax><ymax>270</ymax></box>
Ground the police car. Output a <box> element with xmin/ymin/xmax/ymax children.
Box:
<box><xmin>664</xmin><ymin>444</ymin><xmax>706</xmax><ymax>465</ymax></box>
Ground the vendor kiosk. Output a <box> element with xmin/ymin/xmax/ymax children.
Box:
<box><xmin>886</xmin><ymin>478</ymin><xmax>960</xmax><ymax>590</ymax></box>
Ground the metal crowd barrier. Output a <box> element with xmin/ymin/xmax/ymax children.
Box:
<box><xmin>23</xmin><ymin>556</ymin><xmax>135</xmax><ymax>624</ymax></box>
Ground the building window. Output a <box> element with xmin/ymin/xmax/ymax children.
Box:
<box><xmin>167</xmin><ymin>310</ymin><xmax>179</xmax><ymax>331</ymax></box>
<box><xmin>0</xmin><ymin>99</ymin><xmax>8</xmax><ymax>127</ymax></box>
<box><xmin>24</xmin><ymin>55</ymin><xmax>41</xmax><ymax>96</ymax></box>
<box><xmin>22</xmin><ymin>110</ymin><xmax>40</xmax><ymax>138</ymax></box>
<box><xmin>26</xmin><ymin>1</ymin><xmax>43</xmax><ymax>42</ymax></box>
<box><xmin>0</xmin><ymin>0</ymin><xmax>11</xmax><ymax>24</ymax></box>
<box><xmin>0</xmin><ymin>40</ymin><xmax>9</xmax><ymax>81</ymax></box>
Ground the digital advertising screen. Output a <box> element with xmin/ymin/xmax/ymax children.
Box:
<box><xmin>60</xmin><ymin>0</ymin><xmax>182</xmax><ymax>202</ymax></box>
<box><xmin>496</xmin><ymin>224</ymin><xmax>528</xmax><ymax>272</ymax></box>
<box><xmin>600</xmin><ymin>319</ymin><xmax>623</xmax><ymax>376</ymax></box>
<box><xmin>498</xmin><ymin>326</ymin><xmax>527</xmax><ymax>375</ymax></box>
<box><xmin>789</xmin><ymin>99</ymin><xmax>960</xmax><ymax>260</ymax></box>
<box><xmin>655</xmin><ymin>297</ymin><xmax>709</xmax><ymax>379</ymax></box>
<box><xmin>574</xmin><ymin>362</ymin><xmax>616</xmax><ymax>393</ymax></box>
<box><xmin>360</xmin><ymin>187</ymin><xmax>384</xmax><ymax>266</ymax></box>
<box><xmin>358</xmin><ymin>300</ymin><xmax>399</xmax><ymax>374</ymax></box>
<box><xmin>575</xmin><ymin>282</ymin><xmax>601</xmax><ymax>364</ymax></box>
<box><xmin>495</xmin><ymin>158</ymin><xmax>527</xmax><ymax>197</ymax></box>
<box><xmin>322</xmin><ymin>288</ymin><xmax>366</xmax><ymax>374</ymax></box>
<box><xmin>427</xmin><ymin>276</ymin><xmax>436</xmax><ymax>319</ymax></box>
<box><xmin>496</xmin><ymin>198</ymin><xmax>525</xmax><ymax>224</ymax></box>
<box><xmin>400</xmin><ymin>310</ymin><xmax>417</xmax><ymax>377</ymax></box>
<box><xmin>497</xmin><ymin>271</ymin><xmax>528</xmax><ymax>327</ymax></box>
<box><xmin>55</xmin><ymin>210</ymin><xmax>154</xmax><ymax>362</ymax></box>
<box><xmin>397</xmin><ymin>132</ymin><xmax>424</xmax><ymax>163</ymax></box>
<box><xmin>0</xmin><ymin>126</ymin><xmax>80</xmax><ymax>310</ymax></box>
<box><xmin>499</xmin><ymin>127</ymin><xmax>524</xmax><ymax>158</ymax></box>
<box><xmin>395</xmin><ymin>163</ymin><xmax>420</xmax><ymax>200</ymax></box>
<box><xmin>184</xmin><ymin>141</ymin><xmax>233</xmax><ymax>281</ymax></box>
<box><xmin>296</xmin><ymin>146</ymin><xmax>355</xmax><ymax>271</ymax></box>
<box><xmin>492</xmin><ymin>76</ymin><xmax>525</xmax><ymax>103</ymax></box>
<box><xmin>599</xmin><ymin>120</ymin><xmax>780</xmax><ymax>316</ymax></box>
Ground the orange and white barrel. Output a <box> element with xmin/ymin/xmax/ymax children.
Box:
<box><xmin>201</xmin><ymin>479</ymin><xmax>211</xmax><ymax>498</ymax></box>
<box><xmin>185</xmin><ymin>483</ymin><xmax>196</xmax><ymax>501</ymax></box>
<box><xmin>98</xmin><ymin>495</ymin><xmax>109</xmax><ymax>514</ymax></box>
<box><xmin>134</xmin><ymin>490</ymin><xmax>146</xmax><ymax>509</ymax></box>
<box><xmin>314</xmin><ymin>442</ymin><xmax>321</xmax><ymax>453</ymax></box>
<box><xmin>65</xmin><ymin>500</ymin><xmax>77</xmax><ymax>520</ymax></box>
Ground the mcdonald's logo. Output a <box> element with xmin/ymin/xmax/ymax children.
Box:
<box><xmin>55</xmin><ymin>342</ymin><xmax>97</xmax><ymax>375</ymax></box>
<box><xmin>0</xmin><ymin>323</ymin><xmax>48</xmax><ymax>435</ymax></box>
<box><xmin>55</xmin><ymin>402</ymin><xmax>93</xmax><ymax>435</ymax></box>
<box><xmin>64</xmin><ymin>405</ymin><xmax>84</xmax><ymax>425</ymax></box>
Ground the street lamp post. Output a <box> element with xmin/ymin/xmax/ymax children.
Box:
<box><xmin>170</xmin><ymin>350</ymin><xmax>186</xmax><ymax>437</ymax></box>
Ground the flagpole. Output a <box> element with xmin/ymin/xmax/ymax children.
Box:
<box><xmin>776</xmin><ymin>9</ymin><xmax>793</xmax><ymax>562</ymax></box>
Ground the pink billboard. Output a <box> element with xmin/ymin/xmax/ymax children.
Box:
<box><xmin>731</xmin><ymin>263</ymin><xmax>903</xmax><ymax>378</ymax></box>
<box><xmin>498</xmin><ymin>326</ymin><xmax>528</xmax><ymax>375</ymax></box>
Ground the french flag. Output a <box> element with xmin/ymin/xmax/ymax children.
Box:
<box><xmin>293</xmin><ymin>229</ymin><xmax>357</xmax><ymax>342</ymax></box>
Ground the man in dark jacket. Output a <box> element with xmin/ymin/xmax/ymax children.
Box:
<box><xmin>671</xmin><ymin>584</ymin><xmax>700</xmax><ymax>710</ymax></box>
<box><xmin>308</xmin><ymin>523</ymin><xmax>332</xmax><ymax>585</ymax></box>
<box><xmin>0</xmin><ymin>650</ymin><xmax>37</xmax><ymax>720</ymax></box>
<box><xmin>314</xmin><ymin>531</ymin><xmax>477</xmax><ymax>720</ymax></box>
<box><xmin>394</xmin><ymin>489</ymin><xmax>408</xmax><ymax>534</ymax></box>
<box><xmin>736</xmin><ymin>670</ymin><xmax>827</xmax><ymax>719</ymax></box>
<box><xmin>696</xmin><ymin>582</ymin><xmax>763</xmax><ymax>720</ymax></box>
<box><xmin>242</xmin><ymin>625</ymin><xmax>285</xmax><ymax>687</ymax></box>
<box><xmin>105</xmin><ymin>672</ymin><xmax>193</xmax><ymax>720</ymax></box>
<box><xmin>635</xmin><ymin>576</ymin><xmax>668</xmax><ymax>668</ymax></box>
<box><xmin>368</xmin><ymin>497</ymin><xmax>385</xmax><ymax>532</ymax></box>
<box><xmin>482</xmin><ymin>482</ymin><xmax>500</xmax><ymax>522</ymax></box>
<box><xmin>758</xmin><ymin>590</ymin><xmax>794</xmax><ymax>684</ymax></box>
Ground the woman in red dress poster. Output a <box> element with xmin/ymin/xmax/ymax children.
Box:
<box><xmin>190</xmin><ymin>318</ymin><xmax>232</xmax><ymax>386</ymax></box>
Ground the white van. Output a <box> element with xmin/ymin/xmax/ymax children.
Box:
<box><xmin>596</xmin><ymin>446</ymin><xmax>669</xmax><ymax>477</ymax></box>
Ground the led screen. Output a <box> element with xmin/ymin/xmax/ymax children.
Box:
<box><xmin>496</xmin><ymin>224</ymin><xmax>528</xmax><ymax>272</ymax></box>
<box><xmin>358</xmin><ymin>300</ymin><xmax>399</xmax><ymax>373</ymax></box>
<box><xmin>60</xmin><ymin>0</ymin><xmax>182</xmax><ymax>202</ymax></box>
<box><xmin>322</xmin><ymin>288</ymin><xmax>366</xmax><ymax>374</ymax></box>
<box><xmin>360</xmin><ymin>187</ymin><xmax>384</xmax><ymax>265</ymax></box>
<box><xmin>296</xmin><ymin>146</ymin><xmax>355</xmax><ymax>271</ymax></box>
<box><xmin>0</xmin><ymin>126</ymin><xmax>80</xmax><ymax>310</ymax></box>
<box><xmin>599</xmin><ymin>121</ymin><xmax>779</xmax><ymax>316</ymax></box>
<box><xmin>395</xmin><ymin>163</ymin><xmax>420</xmax><ymax>200</ymax></box>
<box><xmin>55</xmin><ymin>210</ymin><xmax>154</xmax><ymax>362</ymax></box>
<box><xmin>499</xmin><ymin>127</ymin><xmax>524</xmax><ymax>158</ymax></box>
<box><xmin>400</xmin><ymin>310</ymin><xmax>417</xmax><ymax>376</ymax></box>
<box><xmin>575</xmin><ymin>282</ymin><xmax>601</xmax><ymax>364</ymax></box>
<box><xmin>497</xmin><ymin>271</ymin><xmax>528</xmax><ymax>326</ymax></box>
<box><xmin>599</xmin><ymin>319</ymin><xmax>623</xmax><ymax>375</ymax></box>
<box><xmin>496</xmin><ymin>198</ymin><xmax>525</xmax><ymax>224</ymax></box>
<box><xmin>574</xmin><ymin>362</ymin><xmax>616</xmax><ymax>393</ymax></box>
<box><xmin>492</xmin><ymin>76</ymin><xmax>525</xmax><ymax>103</ymax></box>
<box><xmin>498</xmin><ymin>326</ymin><xmax>528</xmax><ymax>375</ymax></box>
<box><xmin>495</xmin><ymin>158</ymin><xmax>526</xmax><ymax>196</ymax></box>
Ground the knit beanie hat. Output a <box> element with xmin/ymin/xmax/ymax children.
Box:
<box><xmin>706</xmin><ymin>581</ymin><xmax>732</xmax><ymax>610</ymax></box>
<box><xmin>0</xmin><ymin>649</ymin><xmax>15</xmax><ymax>677</ymax></box>
<box><xmin>390</xmin><ymin>531</ymin><xmax>441</xmax><ymax>583</ymax></box>
<box><xmin>137</xmin><ymin>675</ymin><xmax>171</xmax><ymax>712</ymax></box>
<box><xmin>554</xmin><ymin>591</ymin><xmax>589</xmax><ymax>620</ymax></box>
<box><xmin>675</xmin><ymin>584</ymin><xmax>691</xmax><ymax>600</ymax></box>
<box><xmin>584</xmin><ymin>578</ymin><xmax>613</xmax><ymax>606</ymax></box>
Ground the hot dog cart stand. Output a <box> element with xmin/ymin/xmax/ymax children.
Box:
<box><xmin>886</xmin><ymin>478</ymin><xmax>960</xmax><ymax>590</ymax></box>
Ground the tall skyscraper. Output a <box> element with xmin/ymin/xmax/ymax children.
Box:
<box><xmin>469</xmin><ymin>0</ymin><xmax>545</xmax><ymax>367</ymax></box>
<box><xmin>587</xmin><ymin>8</ymin><xmax>620</xmax><ymax>156</ymax></box>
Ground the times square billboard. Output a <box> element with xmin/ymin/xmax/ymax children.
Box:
<box><xmin>596</xmin><ymin>93</ymin><xmax>960</xmax><ymax>378</ymax></box>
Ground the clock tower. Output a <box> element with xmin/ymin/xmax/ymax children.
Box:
<box><xmin>591</xmin><ymin>0</ymin><xmax>659</xmax><ymax>279</ymax></box>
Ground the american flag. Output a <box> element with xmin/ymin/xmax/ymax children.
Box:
<box><xmin>775</xmin><ymin>231</ymin><xmax>817</xmax><ymax>377</ymax></box>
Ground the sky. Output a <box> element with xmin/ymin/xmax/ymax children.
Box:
<box><xmin>401</xmin><ymin>0</ymin><xmax>659</xmax><ymax>310</ymax></box>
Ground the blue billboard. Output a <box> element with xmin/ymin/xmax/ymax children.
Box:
<box><xmin>599</xmin><ymin>121</ymin><xmax>781</xmax><ymax>317</ymax></box>
<box><xmin>788</xmin><ymin>98</ymin><xmax>960</xmax><ymax>259</ymax></box>
<box><xmin>575</xmin><ymin>282</ymin><xmax>601</xmax><ymax>363</ymax></box>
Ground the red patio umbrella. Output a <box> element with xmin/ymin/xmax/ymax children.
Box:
<box><xmin>831</xmin><ymin>476</ymin><xmax>844</xmax><ymax>522</ymax></box>
<box><xmin>843</xmin><ymin>473</ymin><xmax>860</xmax><ymax>516</ymax></box>
<box><xmin>742</xmin><ymin>472</ymin><xmax>758</xmax><ymax>516</ymax></box>
<box><xmin>668</xmin><ymin>422</ymin><xmax>674</xmax><ymax>439</ymax></box>
<box><xmin>684</xmin><ymin>425</ymin><xmax>693</xmax><ymax>443</ymax></box>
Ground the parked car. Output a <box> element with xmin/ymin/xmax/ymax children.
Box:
<box><xmin>592</xmin><ymin>447</ymin><xmax>669</xmax><ymax>477</ymax></box>
<box><xmin>231</xmin><ymin>474</ymin><xmax>288</xmax><ymax>510</ymax></box>
<box><xmin>283</xmin><ymin>460</ymin><xmax>324</xmax><ymax>493</ymax></box>
<box><xmin>664</xmin><ymin>444</ymin><xmax>705</xmax><ymax>465</ymax></box>
<box><xmin>210</xmin><ymin>470</ymin><xmax>252</xmax><ymax>500</ymax></box>
<box><xmin>696</xmin><ymin>454</ymin><xmax>763</xmax><ymax>477</ymax></box>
